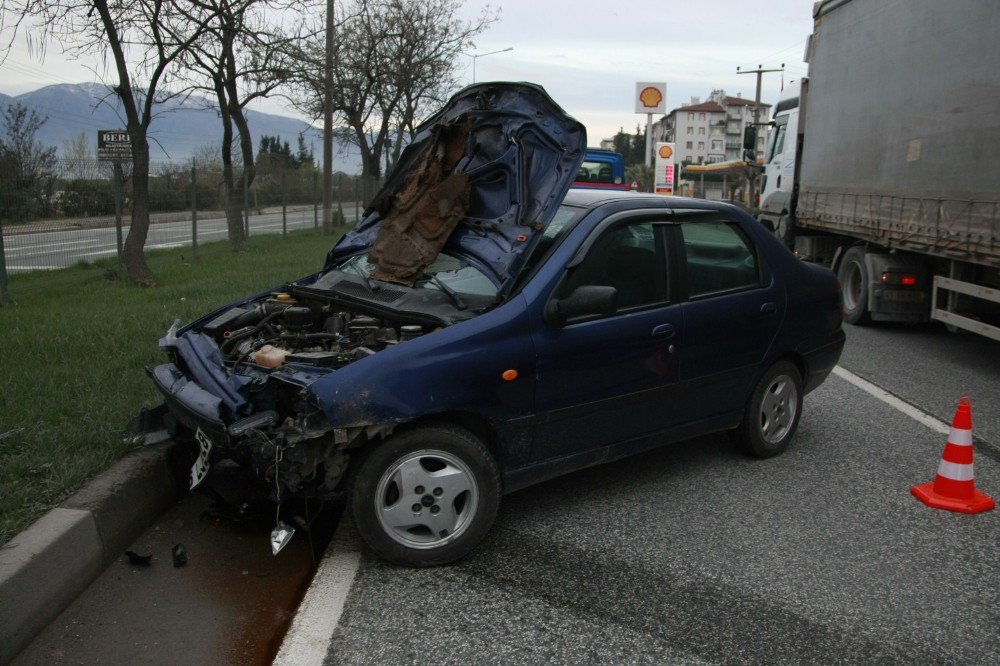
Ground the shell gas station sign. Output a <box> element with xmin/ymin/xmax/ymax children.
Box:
<box><xmin>634</xmin><ymin>82</ymin><xmax>667</xmax><ymax>114</ymax></box>
<box><xmin>655</xmin><ymin>143</ymin><xmax>676</xmax><ymax>195</ymax></box>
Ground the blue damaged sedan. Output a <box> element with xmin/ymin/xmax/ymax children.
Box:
<box><xmin>149</xmin><ymin>83</ymin><xmax>844</xmax><ymax>566</ymax></box>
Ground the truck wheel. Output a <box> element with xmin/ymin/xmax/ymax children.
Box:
<box><xmin>730</xmin><ymin>360</ymin><xmax>803</xmax><ymax>458</ymax></box>
<box><xmin>349</xmin><ymin>424</ymin><xmax>501</xmax><ymax>567</ymax></box>
<box><xmin>837</xmin><ymin>246</ymin><xmax>871</xmax><ymax>325</ymax></box>
<box><xmin>775</xmin><ymin>213</ymin><xmax>795</xmax><ymax>249</ymax></box>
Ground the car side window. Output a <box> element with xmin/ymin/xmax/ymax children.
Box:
<box><xmin>558</xmin><ymin>221</ymin><xmax>668</xmax><ymax>312</ymax></box>
<box><xmin>680</xmin><ymin>218</ymin><xmax>761</xmax><ymax>298</ymax></box>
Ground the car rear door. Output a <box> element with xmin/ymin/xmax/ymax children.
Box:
<box><xmin>529</xmin><ymin>214</ymin><xmax>683</xmax><ymax>461</ymax></box>
<box><xmin>672</xmin><ymin>211</ymin><xmax>785</xmax><ymax>422</ymax></box>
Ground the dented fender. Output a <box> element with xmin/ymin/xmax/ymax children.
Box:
<box><xmin>306</xmin><ymin>293</ymin><xmax>537</xmax><ymax>432</ymax></box>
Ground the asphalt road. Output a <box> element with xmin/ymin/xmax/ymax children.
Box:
<box><xmin>2</xmin><ymin>205</ymin><xmax>363</xmax><ymax>273</ymax></box>
<box><xmin>312</xmin><ymin>321</ymin><xmax>1000</xmax><ymax>664</ymax></box>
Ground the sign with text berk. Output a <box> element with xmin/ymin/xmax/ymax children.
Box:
<box><xmin>98</xmin><ymin>130</ymin><xmax>131</xmax><ymax>162</ymax></box>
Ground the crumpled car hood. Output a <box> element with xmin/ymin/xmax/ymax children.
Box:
<box><xmin>327</xmin><ymin>82</ymin><xmax>587</xmax><ymax>292</ymax></box>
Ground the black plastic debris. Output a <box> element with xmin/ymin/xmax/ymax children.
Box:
<box><xmin>122</xmin><ymin>404</ymin><xmax>170</xmax><ymax>445</ymax></box>
<box><xmin>171</xmin><ymin>543</ymin><xmax>188</xmax><ymax>568</ymax></box>
<box><xmin>125</xmin><ymin>550</ymin><xmax>152</xmax><ymax>566</ymax></box>
<box><xmin>198</xmin><ymin>485</ymin><xmax>254</xmax><ymax>525</ymax></box>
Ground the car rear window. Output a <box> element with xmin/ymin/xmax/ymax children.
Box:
<box><xmin>680</xmin><ymin>218</ymin><xmax>761</xmax><ymax>298</ymax></box>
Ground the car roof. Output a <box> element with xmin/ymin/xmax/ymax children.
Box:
<box><xmin>561</xmin><ymin>188</ymin><xmax>734</xmax><ymax>212</ymax></box>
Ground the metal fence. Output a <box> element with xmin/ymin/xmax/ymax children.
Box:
<box><xmin>0</xmin><ymin>158</ymin><xmax>380</xmax><ymax>304</ymax></box>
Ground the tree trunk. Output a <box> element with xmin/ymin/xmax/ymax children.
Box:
<box><xmin>222</xmin><ymin>163</ymin><xmax>248</xmax><ymax>251</ymax></box>
<box><xmin>122</xmin><ymin>132</ymin><xmax>156</xmax><ymax>286</ymax></box>
<box><xmin>215</xmin><ymin>77</ymin><xmax>248</xmax><ymax>251</ymax></box>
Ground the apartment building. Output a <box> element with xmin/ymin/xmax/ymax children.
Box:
<box><xmin>653</xmin><ymin>90</ymin><xmax>770</xmax><ymax>165</ymax></box>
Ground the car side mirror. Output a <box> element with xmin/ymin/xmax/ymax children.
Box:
<box><xmin>545</xmin><ymin>285</ymin><xmax>618</xmax><ymax>327</ymax></box>
<box><xmin>743</xmin><ymin>124</ymin><xmax>757</xmax><ymax>151</ymax></box>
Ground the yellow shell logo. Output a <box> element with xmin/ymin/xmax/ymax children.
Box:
<box><xmin>639</xmin><ymin>86</ymin><xmax>663</xmax><ymax>109</ymax></box>
<box><xmin>658</xmin><ymin>145</ymin><xmax>673</xmax><ymax>159</ymax></box>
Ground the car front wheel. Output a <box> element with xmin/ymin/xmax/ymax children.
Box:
<box><xmin>731</xmin><ymin>360</ymin><xmax>803</xmax><ymax>458</ymax></box>
<box><xmin>349</xmin><ymin>424</ymin><xmax>500</xmax><ymax>567</ymax></box>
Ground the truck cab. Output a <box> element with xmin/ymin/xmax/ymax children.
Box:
<box><xmin>571</xmin><ymin>149</ymin><xmax>629</xmax><ymax>191</ymax></box>
<box><xmin>758</xmin><ymin>81</ymin><xmax>802</xmax><ymax>248</ymax></box>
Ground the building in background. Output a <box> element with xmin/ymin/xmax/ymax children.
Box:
<box><xmin>652</xmin><ymin>90</ymin><xmax>770</xmax><ymax>165</ymax></box>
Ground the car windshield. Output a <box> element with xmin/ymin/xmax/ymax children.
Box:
<box><xmin>337</xmin><ymin>252</ymin><xmax>499</xmax><ymax>298</ymax></box>
<box><xmin>519</xmin><ymin>205</ymin><xmax>585</xmax><ymax>278</ymax></box>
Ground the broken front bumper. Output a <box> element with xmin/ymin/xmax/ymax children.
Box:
<box><xmin>148</xmin><ymin>363</ymin><xmax>230</xmax><ymax>443</ymax></box>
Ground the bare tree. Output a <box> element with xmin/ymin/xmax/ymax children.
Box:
<box><xmin>289</xmin><ymin>0</ymin><xmax>493</xmax><ymax>202</ymax></box>
<box><xmin>62</xmin><ymin>131</ymin><xmax>94</xmax><ymax>179</ymax></box>
<box><xmin>1</xmin><ymin>0</ymin><xmax>220</xmax><ymax>285</ymax></box>
<box><xmin>174</xmin><ymin>0</ymin><xmax>307</xmax><ymax>250</ymax></box>
<box><xmin>0</xmin><ymin>102</ymin><xmax>57</xmax><ymax>220</ymax></box>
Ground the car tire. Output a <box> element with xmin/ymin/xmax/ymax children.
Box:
<box><xmin>731</xmin><ymin>360</ymin><xmax>803</xmax><ymax>458</ymax></box>
<box><xmin>837</xmin><ymin>246</ymin><xmax>871</xmax><ymax>325</ymax></box>
<box><xmin>349</xmin><ymin>424</ymin><xmax>500</xmax><ymax>567</ymax></box>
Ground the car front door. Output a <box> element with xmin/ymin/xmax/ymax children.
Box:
<box><xmin>672</xmin><ymin>211</ymin><xmax>785</xmax><ymax>422</ymax></box>
<box><xmin>528</xmin><ymin>215</ymin><xmax>682</xmax><ymax>462</ymax></box>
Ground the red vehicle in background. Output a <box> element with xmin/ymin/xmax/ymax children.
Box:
<box><xmin>571</xmin><ymin>149</ymin><xmax>630</xmax><ymax>191</ymax></box>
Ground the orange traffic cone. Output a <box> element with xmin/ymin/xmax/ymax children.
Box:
<box><xmin>911</xmin><ymin>396</ymin><xmax>995</xmax><ymax>514</ymax></box>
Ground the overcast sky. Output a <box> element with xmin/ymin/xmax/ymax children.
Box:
<box><xmin>0</xmin><ymin>0</ymin><xmax>814</xmax><ymax>143</ymax></box>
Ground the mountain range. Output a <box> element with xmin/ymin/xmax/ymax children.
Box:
<box><xmin>0</xmin><ymin>83</ymin><xmax>363</xmax><ymax>173</ymax></box>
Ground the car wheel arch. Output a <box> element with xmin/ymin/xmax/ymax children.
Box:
<box><xmin>752</xmin><ymin>352</ymin><xmax>807</xmax><ymax>400</ymax></box>
<box><xmin>374</xmin><ymin>410</ymin><xmax>505</xmax><ymax>472</ymax></box>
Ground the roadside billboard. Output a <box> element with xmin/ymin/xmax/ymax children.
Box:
<box><xmin>654</xmin><ymin>143</ymin><xmax>675</xmax><ymax>195</ymax></box>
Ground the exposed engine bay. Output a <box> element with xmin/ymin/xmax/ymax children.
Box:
<box><xmin>156</xmin><ymin>287</ymin><xmax>441</xmax><ymax>505</ymax></box>
<box><xmin>203</xmin><ymin>291</ymin><xmax>428</xmax><ymax>372</ymax></box>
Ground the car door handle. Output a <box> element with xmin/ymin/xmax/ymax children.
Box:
<box><xmin>652</xmin><ymin>324</ymin><xmax>676</xmax><ymax>338</ymax></box>
<box><xmin>760</xmin><ymin>302</ymin><xmax>777</xmax><ymax>315</ymax></box>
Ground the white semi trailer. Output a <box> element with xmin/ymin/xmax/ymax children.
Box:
<box><xmin>757</xmin><ymin>0</ymin><xmax>1000</xmax><ymax>340</ymax></box>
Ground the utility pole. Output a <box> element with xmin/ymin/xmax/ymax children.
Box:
<box><xmin>736</xmin><ymin>63</ymin><xmax>784</xmax><ymax>207</ymax></box>
<box><xmin>645</xmin><ymin>113</ymin><xmax>654</xmax><ymax>168</ymax></box>
<box><xmin>322</xmin><ymin>0</ymin><xmax>335</xmax><ymax>235</ymax></box>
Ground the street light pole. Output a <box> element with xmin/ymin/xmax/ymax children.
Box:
<box><xmin>467</xmin><ymin>47</ymin><xmax>513</xmax><ymax>83</ymax></box>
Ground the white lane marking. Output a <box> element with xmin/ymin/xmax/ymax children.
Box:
<box><xmin>8</xmin><ymin>238</ymin><xmax>105</xmax><ymax>250</ymax></box>
<box><xmin>273</xmin><ymin>519</ymin><xmax>362</xmax><ymax>666</ymax></box>
<box><xmin>832</xmin><ymin>366</ymin><xmax>950</xmax><ymax>436</ymax></box>
<box><xmin>6</xmin><ymin>265</ymin><xmax>63</xmax><ymax>272</ymax></box>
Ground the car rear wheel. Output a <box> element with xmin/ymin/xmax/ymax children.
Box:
<box><xmin>731</xmin><ymin>360</ymin><xmax>803</xmax><ymax>458</ymax></box>
<box><xmin>838</xmin><ymin>246</ymin><xmax>871</xmax><ymax>325</ymax></box>
<box><xmin>349</xmin><ymin>424</ymin><xmax>500</xmax><ymax>567</ymax></box>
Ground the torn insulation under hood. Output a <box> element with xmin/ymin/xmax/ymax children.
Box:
<box><xmin>330</xmin><ymin>82</ymin><xmax>588</xmax><ymax>293</ymax></box>
<box><xmin>368</xmin><ymin>121</ymin><xmax>472</xmax><ymax>285</ymax></box>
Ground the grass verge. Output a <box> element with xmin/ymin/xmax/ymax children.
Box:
<box><xmin>0</xmin><ymin>228</ymin><xmax>343</xmax><ymax>544</ymax></box>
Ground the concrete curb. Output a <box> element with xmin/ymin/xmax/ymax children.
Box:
<box><xmin>0</xmin><ymin>442</ymin><xmax>181</xmax><ymax>664</ymax></box>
